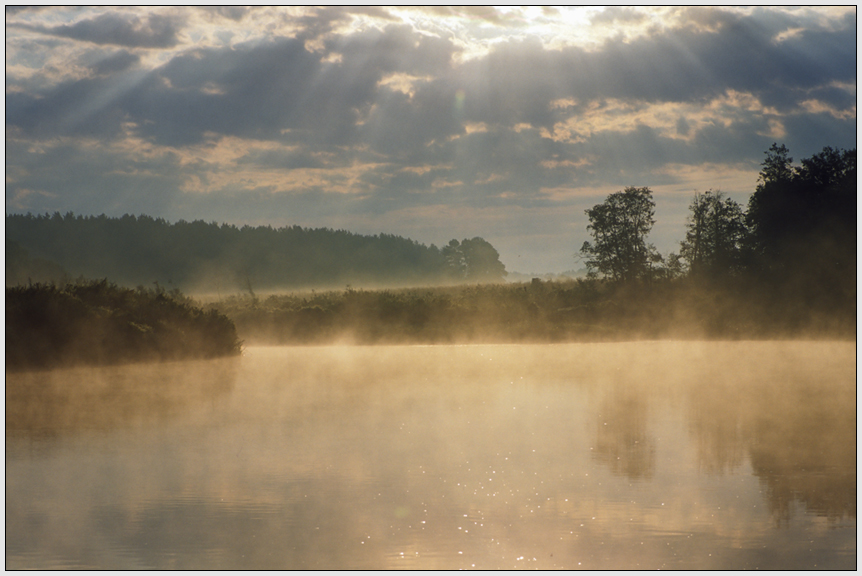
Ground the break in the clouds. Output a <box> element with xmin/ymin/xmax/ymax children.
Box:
<box><xmin>5</xmin><ymin>6</ymin><xmax>856</xmax><ymax>273</ymax></box>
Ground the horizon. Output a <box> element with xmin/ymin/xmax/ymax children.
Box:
<box><xmin>5</xmin><ymin>6</ymin><xmax>856</xmax><ymax>273</ymax></box>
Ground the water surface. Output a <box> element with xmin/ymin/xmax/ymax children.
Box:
<box><xmin>6</xmin><ymin>342</ymin><xmax>856</xmax><ymax>569</ymax></box>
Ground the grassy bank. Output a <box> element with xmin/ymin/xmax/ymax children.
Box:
<box><xmin>6</xmin><ymin>280</ymin><xmax>242</xmax><ymax>371</ymax></box>
<box><xmin>210</xmin><ymin>278</ymin><xmax>855</xmax><ymax>345</ymax></box>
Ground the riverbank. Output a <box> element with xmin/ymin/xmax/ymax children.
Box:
<box><xmin>209</xmin><ymin>278</ymin><xmax>855</xmax><ymax>345</ymax></box>
<box><xmin>6</xmin><ymin>280</ymin><xmax>242</xmax><ymax>371</ymax></box>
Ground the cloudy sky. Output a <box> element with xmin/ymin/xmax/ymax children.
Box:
<box><xmin>6</xmin><ymin>6</ymin><xmax>856</xmax><ymax>273</ymax></box>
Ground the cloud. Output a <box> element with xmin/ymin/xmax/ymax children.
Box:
<box><xmin>89</xmin><ymin>50</ymin><xmax>140</xmax><ymax>75</ymax></box>
<box><xmin>15</xmin><ymin>12</ymin><xmax>184</xmax><ymax>48</ymax></box>
<box><xmin>234</xmin><ymin>149</ymin><xmax>327</xmax><ymax>170</ymax></box>
<box><xmin>4</xmin><ymin>6</ymin><xmax>856</xmax><ymax>272</ymax></box>
<box><xmin>4</xmin><ymin>136</ymin><xmax>187</xmax><ymax>216</ymax></box>
<box><xmin>420</xmin><ymin>6</ymin><xmax>515</xmax><ymax>27</ymax></box>
<box><xmin>207</xmin><ymin>6</ymin><xmax>251</xmax><ymax>22</ymax></box>
<box><xmin>590</xmin><ymin>6</ymin><xmax>648</xmax><ymax>26</ymax></box>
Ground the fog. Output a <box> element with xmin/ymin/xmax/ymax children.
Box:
<box><xmin>202</xmin><ymin>277</ymin><xmax>856</xmax><ymax>350</ymax></box>
<box><xmin>6</xmin><ymin>341</ymin><xmax>856</xmax><ymax>569</ymax></box>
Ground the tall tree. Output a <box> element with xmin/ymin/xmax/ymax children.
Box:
<box><xmin>746</xmin><ymin>144</ymin><xmax>856</xmax><ymax>274</ymax></box>
<box><xmin>580</xmin><ymin>186</ymin><xmax>658</xmax><ymax>283</ymax></box>
<box><xmin>679</xmin><ymin>190</ymin><xmax>747</xmax><ymax>278</ymax></box>
<box><xmin>441</xmin><ymin>239</ymin><xmax>467</xmax><ymax>279</ymax></box>
<box><xmin>745</xmin><ymin>144</ymin><xmax>856</xmax><ymax>315</ymax></box>
<box><xmin>460</xmin><ymin>237</ymin><xmax>507</xmax><ymax>282</ymax></box>
<box><xmin>442</xmin><ymin>237</ymin><xmax>507</xmax><ymax>282</ymax></box>
<box><xmin>757</xmin><ymin>142</ymin><xmax>793</xmax><ymax>186</ymax></box>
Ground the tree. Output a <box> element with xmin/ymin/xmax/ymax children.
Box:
<box><xmin>460</xmin><ymin>237</ymin><xmax>507</xmax><ymax>282</ymax></box>
<box><xmin>580</xmin><ymin>186</ymin><xmax>658</xmax><ymax>283</ymax></box>
<box><xmin>441</xmin><ymin>239</ymin><xmax>467</xmax><ymax>279</ymax></box>
<box><xmin>442</xmin><ymin>237</ymin><xmax>507</xmax><ymax>282</ymax></box>
<box><xmin>757</xmin><ymin>142</ymin><xmax>793</xmax><ymax>186</ymax></box>
<box><xmin>679</xmin><ymin>190</ymin><xmax>747</xmax><ymax>278</ymax></box>
<box><xmin>744</xmin><ymin>144</ymin><xmax>856</xmax><ymax>316</ymax></box>
<box><xmin>746</xmin><ymin>144</ymin><xmax>856</xmax><ymax>274</ymax></box>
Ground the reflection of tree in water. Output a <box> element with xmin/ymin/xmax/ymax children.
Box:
<box><xmin>687</xmin><ymin>382</ymin><xmax>747</xmax><ymax>475</ymax></box>
<box><xmin>748</xmin><ymin>400</ymin><xmax>856</xmax><ymax>525</ymax></box>
<box><xmin>685</xmin><ymin>364</ymin><xmax>856</xmax><ymax>525</ymax></box>
<box><xmin>591</xmin><ymin>384</ymin><xmax>655</xmax><ymax>480</ymax></box>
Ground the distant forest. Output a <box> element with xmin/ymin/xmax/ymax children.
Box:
<box><xmin>5</xmin><ymin>215</ymin><xmax>507</xmax><ymax>291</ymax></box>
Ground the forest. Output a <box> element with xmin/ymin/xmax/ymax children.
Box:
<box><xmin>5</xmin><ymin>215</ymin><xmax>507</xmax><ymax>291</ymax></box>
<box><xmin>5</xmin><ymin>143</ymin><xmax>857</xmax><ymax>366</ymax></box>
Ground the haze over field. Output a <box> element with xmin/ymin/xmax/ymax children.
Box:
<box><xmin>5</xmin><ymin>6</ymin><xmax>856</xmax><ymax>273</ymax></box>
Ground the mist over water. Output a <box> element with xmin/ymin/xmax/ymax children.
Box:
<box><xmin>5</xmin><ymin>341</ymin><xmax>856</xmax><ymax>570</ymax></box>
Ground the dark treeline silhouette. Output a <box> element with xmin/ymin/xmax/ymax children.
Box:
<box><xmin>576</xmin><ymin>144</ymin><xmax>855</xmax><ymax>335</ymax></box>
<box><xmin>5</xmin><ymin>214</ymin><xmax>507</xmax><ymax>291</ymax></box>
<box><xmin>6</xmin><ymin>240</ymin><xmax>69</xmax><ymax>286</ymax></box>
<box><xmin>6</xmin><ymin>280</ymin><xmax>241</xmax><ymax>371</ymax></box>
<box><xmin>744</xmin><ymin>144</ymin><xmax>856</xmax><ymax>319</ymax></box>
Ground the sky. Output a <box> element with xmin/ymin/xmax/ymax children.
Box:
<box><xmin>5</xmin><ymin>6</ymin><xmax>857</xmax><ymax>274</ymax></box>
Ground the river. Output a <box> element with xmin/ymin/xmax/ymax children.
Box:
<box><xmin>5</xmin><ymin>341</ymin><xmax>856</xmax><ymax>569</ymax></box>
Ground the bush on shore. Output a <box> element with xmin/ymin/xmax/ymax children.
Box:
<box><xmin>6</xmin><ymin>280</ymin><xmax>242</xmax><ymax>371</ymax></box>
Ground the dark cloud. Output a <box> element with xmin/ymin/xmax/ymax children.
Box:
<box><xmin>5</xmin><ymin>5</ymin><xmax>54</xmax><ymax>15</ymax></box>
<box><xmin>687</xmin><ymin>120</ymin><xmax>774</xmax><ymax>165</ymax></box>
<box><xmin>331</xmin><ymin>23</ymin><xmax>454</xmax><ymax>76</ymax></box>
<box><xmin>8</xmin><ymin>9</ymin><xmax>853</xmax><ymax>153</ymax></box>
<box><xmin>90</xmin><ymin>50</ymin><xmax>140</xmax><ymax>75</ymax></box>
<box><xmin>454</xmin><ymin>39</ymin><xmax>567</xmax><ymax>129</ymax></box>
<box><xmin>16</xmin><ymin>12</ymin><xmax>183</xmax><ymax>48</ymax></box>
<box><xmin>207</xmin><ymin>6</ymin><xmax>251</xmax><ymax>22</ymax></box>
<box><xmin>778</xmin><ymin>113</ymin><xmax>858</xmax><ymax>158</ymax></box>
<box><xmin>293</xmin><ymin>6</ymin><xmax>355</xmax><ymax>42</ymax></box>
<box><xmin>676</xmin><ymin>116</ymin><xmax>691</xmax><ymax>137</ymax></box>
<box><xmin>359</xmin><ymin>81</ymin><xmax>464</xmax><ymax>159</ymax></box>
<box><xmin>5</xmin><ymin>138</ymin><xmax>186</xmax><ymax>216</ymax></box>
<box><xmin>5</xmin><ymin>7</ymin><xmax>856</xmax><ymax>272</ymax></box>
<box><xmin>76</xmin><ymin>27</ymin><xmax>454</xmax><ymax>148</ymax></box>
<box><xmin>6</xmin><ymin>73</ymin><xmax>138</xmax><ymax>140</ymax></box>
<box><xmin>803</xmin><ymin>83</ymin><xmax>857</xmax><ymax>111</ymax></box>
<box><xmin>448</xmin><ymin>8</ymin><xmax>855</xmax><ymax>127</ymax></box>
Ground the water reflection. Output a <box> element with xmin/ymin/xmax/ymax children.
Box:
<box><xmin>6</xmin><ymin>357</ymin><xmax>238</xmax><ymax>438</ymax></box>
<box><xmin>688</xmin><ymin>381</ymin><xmax>747</xmax><ymax>475</ymax></box>
<box><xmin>679</xmin><ymin>344</ymin><xmax>856</xmax><ymax>524</ymax></box>
<box><xmin>748</xmin><ymin>398</ymin><xmax>856</xmax><ymax>524</ymax></box>
<box><xmin>5</xmin><ymin>342</ymin><xmax>856</xmax><ymax>569</ymax></box>
<box><xmin>592</xmin><ymin>382</ymin><xmax>656</xmax><ymax>480</ymax></box>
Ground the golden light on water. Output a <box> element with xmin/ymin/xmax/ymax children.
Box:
<box><xmin>6</xmin><ymin>342</ymin><xmax>856</xmax><ymax>569</ymax></box>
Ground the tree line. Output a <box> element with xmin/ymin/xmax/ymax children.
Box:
<box><xmin>6</xmin><ymin>279</ymin><xmax>241</xmax><ymax>370</ymax></box>
<box><xmin>5</xmin><ymin>215</ymin><xmax>508</xmax><ymax>291</ymax></box>
<box><xmin>579</xmin><ymin>144</ymin><xmax>855</xmax><ymax>322</ymax></box>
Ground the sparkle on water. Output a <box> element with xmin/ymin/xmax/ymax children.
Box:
<box><xmin>5</xmin><ymin>341</ymin><xmax>856</xmax><ymax>570</ymax></box>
